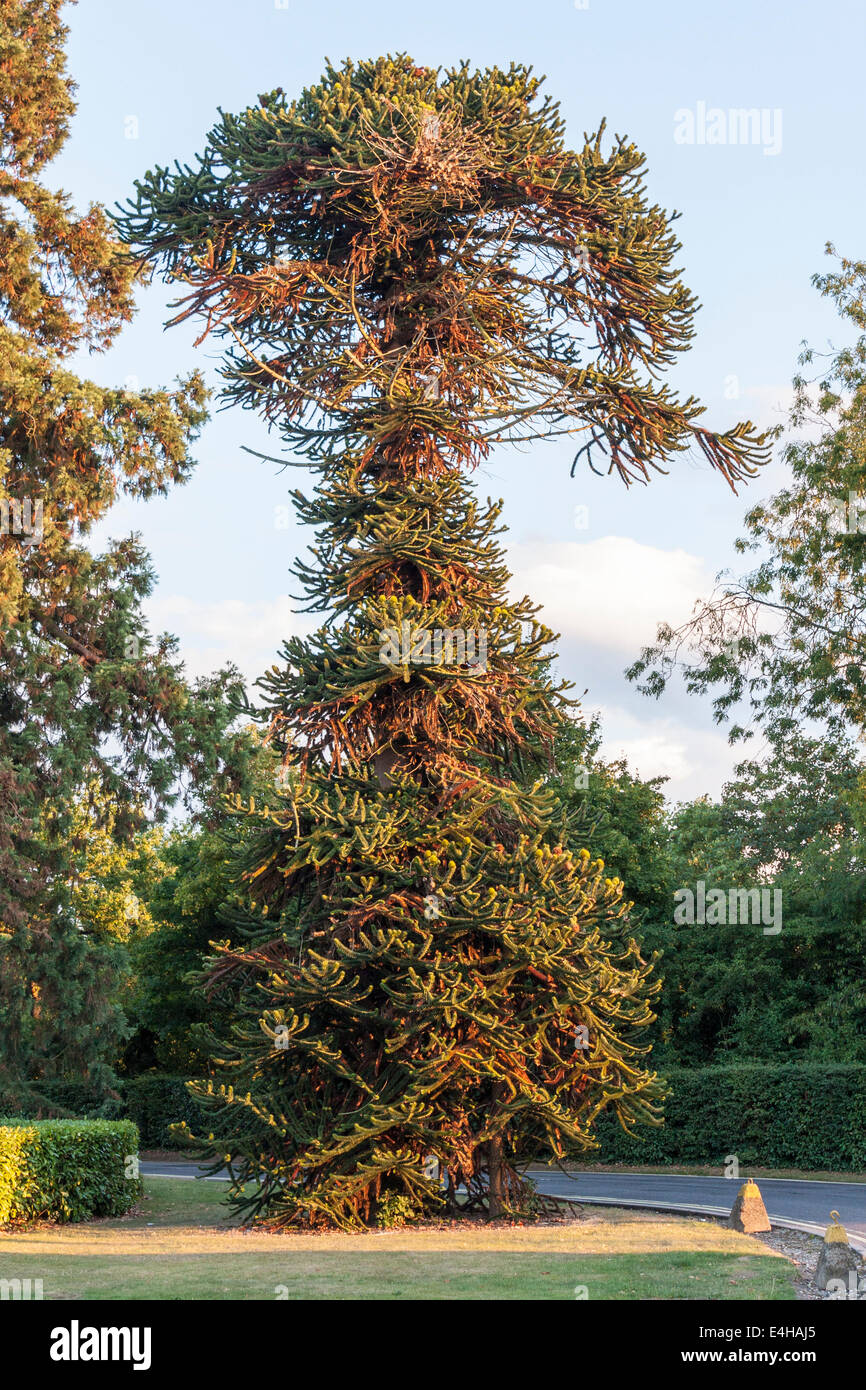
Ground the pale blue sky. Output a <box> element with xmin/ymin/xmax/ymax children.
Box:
<box><xmin>57</xmin><ymin>0</ymin><xmax>865</xmax><ymax>798</ymax></box>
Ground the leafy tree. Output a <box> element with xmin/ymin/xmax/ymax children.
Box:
<box><xmin>548</xmin><ymin>715</ymin><xmax>678</xmax><ymax>1057</ymax></box>
<box><xmin>552</xmin><ymin>720</ymin><xmax>866</xmax><ymax>1066</ymax></box>
<box><xmin>654</xmin><ymin>736</ymin><xmax>866</xmax><ymax>1064</ymax></box>
<box><xmin>628</xmin><ymin>248</ymin><xmax>866</xmax><ymax>750</ymax></box>
<box><xmin>39</xmin><ymin>786</ymin><xmax>168</xmax><ymax>1094</ymax></box>
<box><xmin>123</xmin><ymin>829</ymin><xmax>233</xmax><ymax>1075</ymax></box>
<box><xmin>624</xmin><ymin>249</ymin><xmax>866</xmax><ymax>1065</ymax></box>
<box><xmin>120</xmin><ymin>57</ymin><xmax>766</xmax><ymax>1227</ymax></box>
<box><xmin>550</xmin><ymin>714</ymin><xmax>673</xmax><ymax>931</ymax></box>
<box><xmin>124</xmin><ymin>730</ymin><xmax>282</xmax><ymax>1074</ymax></box>
<box><xmin>65</xmin><ymin>784</ymin><xmax>165</xmax><ymax>949</ymax></box>
<box><xmin>0</xmin><ymin>0</ymin><xmax>247</xmax><ymax>1101</ymax></box>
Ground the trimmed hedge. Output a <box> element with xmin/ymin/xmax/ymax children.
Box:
<box><xmin>592</xmin><ymin>1064</ymin><xmax>866</xmax><ymax>1171</ymax></box>
<box><xmin>0</xmin><ymin>1119</ymin><xmax>142</xmax><ymax>1224</ymax></box>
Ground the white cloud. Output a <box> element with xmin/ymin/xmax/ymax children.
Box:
<box><xmin>506</xmin><ymin>537</ymin><xmax>752</xmax><ymax>799</ymax></box>
<box><xmin>592</xmin><ymin>703</ymin><xmax>739</xmax><ymax>801</ymax></box>
<box><xmin>609</xmin><ymin>731</ymin><xmax>693</xmax><ymax>784</ymax></box>
<box><xmin>507</xmin><ymin>536</ymin><xmax>711</xmax><ymax>654</ymax></box>
<box><xmin>144</xmin><ymin>594</ymin><xmax>312</xmax><ymax>686</ymax></box>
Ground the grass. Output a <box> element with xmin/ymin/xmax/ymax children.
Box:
<box><xmin>0</xmin><ymin>1177</ymin><xmax>798</xmax><ymax>1301</ymax></box>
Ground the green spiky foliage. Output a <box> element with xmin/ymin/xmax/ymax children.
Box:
<box><xmin>0</xmin><ymin>0</ymin><xmax>251</xmax><ymax>1103</ymax></box>
<box><xmin>119</xmin><ymin>56</ymin><xmax>767</xmax><ymax>1228</ymax></box>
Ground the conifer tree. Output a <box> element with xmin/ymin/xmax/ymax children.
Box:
<box><xmin>0</xmin><ymin>0</ymin><xmax>248</xmax><ymax>1101</ymax></box>
<box><xmin>120</xmin><ymin>57</ymin><xmax>767</xmax><ymax>1226</ymax></box>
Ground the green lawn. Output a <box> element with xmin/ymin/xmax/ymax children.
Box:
<box><xmin>0</xmin><ymin>1178</ymin><xmax>798</xmax><ymax>1301</ymax></box>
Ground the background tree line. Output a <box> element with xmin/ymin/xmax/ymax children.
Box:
<box><xmin>47</xmin><ymin>708</ymin><xmax>860</xmax><ymax>1090</ymax></box>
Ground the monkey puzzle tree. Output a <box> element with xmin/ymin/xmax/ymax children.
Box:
<box><xmin>119</xmin><ymin>56</ymin><xmax>766</xmax><ymax>1227</ymax></box>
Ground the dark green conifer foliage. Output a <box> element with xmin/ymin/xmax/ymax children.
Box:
<box><xmin>120</xmin><ymin>57</ymin><xmax>766</xmax><ymax>1226</ymax></box>
<box><xmin>0</xmin><ymin>0</ymin><xmax>247</xmax><ymax>1102</ymax></box>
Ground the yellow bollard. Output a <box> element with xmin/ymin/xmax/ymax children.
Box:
<box><xmin>727</xmin><ymin>1178</ymin><xmax>771</xmax><ymax>1233</ymax></box>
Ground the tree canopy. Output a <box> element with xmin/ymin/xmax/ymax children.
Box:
<box><xmin>0</xmin><ymin>0</ymin><xmax>250</xmax><ymax>1099</ymax></box>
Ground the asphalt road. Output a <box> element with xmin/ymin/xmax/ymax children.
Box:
<box><xmin>139</xmin><ymin>1161</ymin><xmax>866</xmax><ymax>1249</ymax></box>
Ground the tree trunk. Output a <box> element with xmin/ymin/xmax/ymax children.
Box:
<box><xmin>487</xmin><ymin>1081</ymin><xmax>506</xmax><ymax>1219</ymax></box>
<box><xmin>487</xmin><ymin>1134</ymin><xmax>504</xmax><ymax>1220</ymax></box>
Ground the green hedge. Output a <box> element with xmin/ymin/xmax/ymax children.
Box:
<box><xmin>592</xmin><ymin>1064</ymin><xmax>866</xmax><ymax>1171</ymax></box>
<box><xmin>0</xmin><ymin>1119</ymin><xmax>142</xmax><ymax>1224</ymax></box>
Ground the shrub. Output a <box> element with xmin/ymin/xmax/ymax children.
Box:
<box><xmin>0</xmin><ymin>1119</ymin><xmax>142</xmax><ymax>1224</ymax></box>
<box><xmin>374</xmin><ymin>1191</ymin><xmax>419</xmax><ymax>1229</ymax></box>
